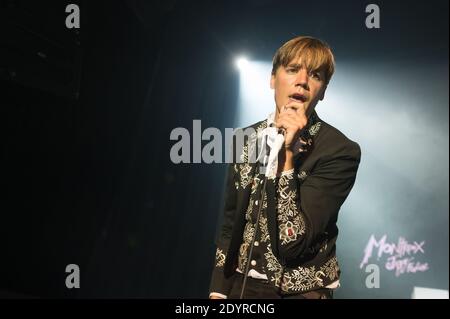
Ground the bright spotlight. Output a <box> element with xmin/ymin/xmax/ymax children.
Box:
<box><xmin>236</xmin><ymin>61</ymin><xmax>273</xmax><ymax>128</ymax></box>
<box><xmin>235</xmin><ymin>57</ymin><xmax>249</xmax><ymax>70</ymax></box>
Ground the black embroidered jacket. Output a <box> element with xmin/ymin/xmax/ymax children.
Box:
<box><xmin>210</xmin><ymin>112</ymin><xmax>361</xmax><ymax>296</ymax></box>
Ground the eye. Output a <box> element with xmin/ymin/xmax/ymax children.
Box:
<box><xmin>310</xmin><ymin>71</ymin><xmax>322</xmax><ymax>80</ymax></box>
<box><xmin>286</xmin><ymin>67</ymin><xmax>298</xmax><ymax>74</ymax></box>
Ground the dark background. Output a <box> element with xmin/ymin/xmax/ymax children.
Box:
<box><xmin>1</xmin><ymin>0</ymin><xmax>448</xmax><ymax>298</ymax></box>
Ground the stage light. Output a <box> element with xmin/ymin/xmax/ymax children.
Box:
<box><xmin>235</xmin><ymin>61</ymin><xmax>273</xmax><ymax>128</ymax></box>
<box><xmin>235</xmin><ymin>57</ymin><xmax>249</xmax><ymax>70</ymax></box>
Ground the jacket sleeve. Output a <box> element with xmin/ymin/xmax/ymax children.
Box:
<box><xmin>209</xmin><ymin>162</ymin><xmax>238</xmax><ymax>296</ymax></box>
<box><xmin>273</xmin><ymin>141</ymin><xmax>361</xmax><ymax>261</ymax></box>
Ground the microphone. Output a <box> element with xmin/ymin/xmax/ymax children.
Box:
<box><xmin>240</xmin><ymin>121</ymin><xmax>285</xmax><ymax>298</ymax></box>
<box><xmin>240</xmin><ymin>118</ymin><xmax>286</xmax><ymax>298</ymax></box>
<box><xmin>269</xmin><ymin>122</ymin><xmax>286</xmax><ymax>136</ymax></box>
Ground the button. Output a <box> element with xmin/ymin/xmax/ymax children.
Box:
<box><xmin>255</xmin><ymin>200</ymin><xmax>259</xmax><ymax>206</ymax></box>
<box><xmin>254</xmin><ymin>241</ymin><xmax>259</xmax><ymax>247</ymax></box>
<box><xmin>251</xmin><ymin>260</ymin><xmax>257</xmax><ymax>266</ymax></box>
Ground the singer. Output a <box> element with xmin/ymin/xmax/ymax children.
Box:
<box><xmin>209</xmin><ymin>36</ymin><xmax>361</xmax><ymax>299</ymax></box>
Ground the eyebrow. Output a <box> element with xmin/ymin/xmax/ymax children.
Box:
<box><xmin>287</xmin><ymin>63</ymin><xmax>324</xmax><ymax>73</ymax></box>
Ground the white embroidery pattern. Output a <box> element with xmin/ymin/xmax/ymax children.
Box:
<box><xmin>236</xmin><ymin>121</ymin><xmax>267</xmax><ymax>190</ymax></box>
<box><xmin>309</xmin><ymin>121</ymin><xmax>322</xmax><ymax>136</ymax></box>
<box><xmin>215</xmin><ymin>248</ymin><xmax>226</xmax><ymax>267</ymax></box>
<box><xmin>245</xmin><ymin>198</ymin><xmax>254</xmax><ymax>221</ymax></box>
<box><xmin>238</xmin><ymin>220</ymin><xmax>256</xmax><ymax>271</ymax></box>
<box><xmin>238</xmin><ymin>242</ymin><xmax>249</xmax><ymax>270</ymax></box>
<box><xmin>243</xmin><ymin>220</ymin><xmax>255</xmax><ymax>243</ymax></box>
<box><xmin>239</xmin><ymin>163</ymin><xmax>253</xmax><ymax>189</ymax></box>
<box><xmin>298</xmin><ymin>170</ymin><xmax>308</xmax><ymax>181</ymax></box>
<box><xmin>264</xmin><ymin>245</ymin><xmax>339</xmax><ymax>292</ymax></box>
<box><xmin>277</xmin><ymin>172</ymin><xmax>306</xmax><ymax>245</ymax></box>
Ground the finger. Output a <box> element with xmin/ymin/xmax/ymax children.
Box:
<box><xmin>284</xmin><ymin>103</ymin><xmax>300</xmax><ymax>112</ymax></box>
<box><xmin>276</xmin><ymin>117</ymin><xmax>307</xmax><ymax>135</ymax></box>
<box><xmin>286</xmin><ymin>108</ymin><xmax>297</xmax><ymax>116</ymax></box>
<box><xmin>278</xmin><ymin>112</ymin><xmax>307</xmax><ymax>125</ymax></box>
<box><xmin>275</xmin><ymin>119</ymin><xmax>297</xmax><ymax>133</ymax></box>
<box><xmin>281</xmin><ymin>109</ymin><xmax>307</xmax><ymax>122</ymax></box>
<box><xmin>285</xmin><ymin>101</ymin><xmax>306</xmax><ymax>116</ymax></box>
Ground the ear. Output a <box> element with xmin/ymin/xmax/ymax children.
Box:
<box><xmin>319</xmin><ymin>85</ymin><xmax>327</xmax><ymax>101</ymax></box>
<box><xmin>270</xmin><ymin>74</ymin><xmax>275</xmax><ymax>89</ymax></box>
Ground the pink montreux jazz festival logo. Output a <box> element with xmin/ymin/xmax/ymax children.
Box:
<box><xmin>360</xmin><ymin>234</ymin><xmax>429</xmax><ymax>277</ymax></box>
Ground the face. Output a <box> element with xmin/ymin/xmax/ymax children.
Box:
<box><xmin>270</xmin><ymin>56</ymin><xmax>327</xmax><ymax>118</ymax></box>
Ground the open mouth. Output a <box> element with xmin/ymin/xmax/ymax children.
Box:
<box><xmin>289</xmin><ymin>93</ymin><xmax>307</xmax><ymax>103</ymax></box>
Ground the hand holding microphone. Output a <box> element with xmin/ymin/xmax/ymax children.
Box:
<box><xmin>275</xmin><ymin>103</ymin><xmax>308</xmax><ymax>151</ymax></box>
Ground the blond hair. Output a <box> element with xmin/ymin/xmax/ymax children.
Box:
<box><xmin>271</xmin><ymin>36</ymin><xmax>335</xmax><ymax>84</ymax></box>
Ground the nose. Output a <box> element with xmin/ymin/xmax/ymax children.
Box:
<box><xmin>295</xmin><ymin>68</ymin><xmax>309</xmax><ymax>90</ymax></box>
